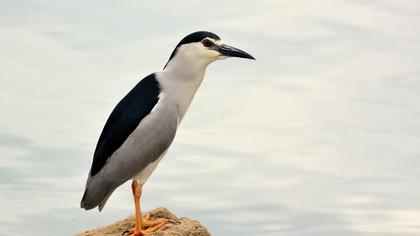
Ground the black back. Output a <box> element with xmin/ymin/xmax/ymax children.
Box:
<box><xmin>164</xmin><ymin>31</ymin><xmax>221</xmax><ymax>68</ymax></box>
<box><xmin>89</xmin><ymin>73</ymin><xmax>160</xmax><ymax>176</ymax></box>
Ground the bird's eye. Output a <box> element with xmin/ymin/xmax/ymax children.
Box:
<box><xmin>202</xmin><ymin>39</ymin><xmax>213</xmax><ymax>47</ymax></box>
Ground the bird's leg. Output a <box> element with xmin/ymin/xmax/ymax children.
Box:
<box><xmin>129</xmin><ymin>179</ymin><xmax>143</xmax><ymax>236</ymax></box>
<box><xmin>128</xmin><ymin>180</ymin><xmax>165</xmax><ymax>236</ymax></box>
<box><xmin>129</xmin><ymin>180</ymin><xmax>149</xmax><ymax>236</ymax></box>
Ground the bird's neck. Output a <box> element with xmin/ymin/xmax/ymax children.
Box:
<box><xmin>157</xmin><ymin>58</ymin><xmax>209</xmax><ymax>122</ymax></box>
<box><xmin>163</xmin><ymin>52</ymin><xmax>211</xmax><ymax>79</ymax></box>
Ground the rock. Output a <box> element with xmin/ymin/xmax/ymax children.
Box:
<box><xmin>76</xmin><ymin>207</ymin><xmax>211</xmax><ymax>236</ymax></box>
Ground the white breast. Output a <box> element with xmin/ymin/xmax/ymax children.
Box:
<box><xmin>132</xmin><ymin>70</ymin><xmax>206</xmax><ymax>184</ymax></box>
<box><xmin>156</xmin><ymin>67</ymin><xmax>206</xmax><ymax>122</ymax></box>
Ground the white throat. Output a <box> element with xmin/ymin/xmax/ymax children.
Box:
<box><xmin>156</xmin><ymin>53</ymin><xmax>211</xmax><ymax>122</ymax></box>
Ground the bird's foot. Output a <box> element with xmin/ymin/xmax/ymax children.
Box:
<box><xmin>126</xmin><ymin>222</ymin><xmax>165</xmax><ymax>236</ymax></box>
<box><xmin>125</xmin><ymin>214</ymin><xmax>166</xmax><ymax>236</ymax></box>
<box><xmin>141</xmin><ymin>213</ymin><xmax>174</xmax><ymax>227</ymax></box>
<box><xmin>125</xmin><ymin>228</ymin><xmax>147</xmax><ymax>236</ymax></box>
<box><xmin>123</xmin><ymin>213</ymin><xmax>178</xmax><ymax>236</ymax></box>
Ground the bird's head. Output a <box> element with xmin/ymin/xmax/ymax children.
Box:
<box><xmin>164</xmin><ymin>31</ymin><xmax>255</xmax><ymax>70</ymax></box>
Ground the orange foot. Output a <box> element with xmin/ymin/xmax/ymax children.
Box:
<box><xmin>141</xmin><ymin>213</ymin><xmax>167</xmax><ymax>228</ymax></box>
<box><xmin>127</xmin><ymin>224</ymin><xmax>165</xmax><ymax>235</ymax></box>
<box><xmin>127</xmin><ymin>228</ymin><xmax>154</xmax><ymax>236</ymax></box>
<box><xmin>127</xmin><ymin>217</ymin><xmax>166</xmax><ymax>236</ymax></box>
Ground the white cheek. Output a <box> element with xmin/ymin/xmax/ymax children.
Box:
<box><xmin>206</xmin><ymin>49</ymin><xmax>220</xmax><ymax>58</ymax></box>
<box><xmin>177</xmin><ymin>43</ymin><xmax>220</xmax><ymax>62</ymax></box>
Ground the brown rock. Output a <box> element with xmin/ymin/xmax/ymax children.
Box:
<box><xmin>76</xmin><ymin>207</ymin><xmax>211</xmax><ymax>236</ymax></box>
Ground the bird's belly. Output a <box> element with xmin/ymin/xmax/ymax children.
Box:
<box><xmin>134</xmin><ymin>150</ymin><xmax>167</xmax><ymax>185</ymax></box>
<box><xmin>103</xmin><ymin>95</ymin><xmax>178</xmax><ymax>185</ymax></box>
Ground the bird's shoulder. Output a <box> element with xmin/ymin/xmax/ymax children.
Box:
<box><xmin>90</xmin><ymin>73</ymin><xmax>161</xmax><ymax>176</ymax></box>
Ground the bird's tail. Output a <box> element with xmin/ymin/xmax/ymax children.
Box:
<box><xmin>80</xmin><ymin>189</ymin><xmax>90</xmax><ymax>209</ymax></box>
<box><xmin>80</xmin><ymin>175</ymin><xmax>116</xmax><ymax>211</ymax></box>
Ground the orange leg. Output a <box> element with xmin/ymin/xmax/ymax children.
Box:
<box><xmin>128</xmin><ymin>180</ymin><xmax>166</xmax><ymax>236</ymax></box>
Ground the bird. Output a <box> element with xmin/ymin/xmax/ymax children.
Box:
<box><xmin>80</xmin><ymin>31</ymin><xmax>255</xmax><ymax>236</ymax></box>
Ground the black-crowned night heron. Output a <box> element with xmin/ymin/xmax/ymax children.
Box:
<box><xmin>81</xmin><ymin>31</ymin><xmax>254</xmax><ymax>235</ymax></box>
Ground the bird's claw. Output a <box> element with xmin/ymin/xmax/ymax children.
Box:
<box><xmin>122</xmin><ymin>216</ymin><xmax>167</xmax><ymax>236</ymax></box>
<box><xmin>125</xmin><ymin>221</ymin><xmax>166</xmax><ymax>235</ymax></box>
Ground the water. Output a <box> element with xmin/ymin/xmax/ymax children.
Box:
<box><xmin>1</xmin><ymin>1</ymin><xmax>420</xmax><ymax>235</ymax></box>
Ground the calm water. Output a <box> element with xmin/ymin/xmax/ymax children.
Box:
<box><xmin>1</xmin><ymin>1</ymin><xmax>420</xmax><ymax>235</ymax></box>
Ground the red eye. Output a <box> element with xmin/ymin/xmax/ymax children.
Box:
<box><xmin>202</xmin><ymin>39</ymin><xmax>213</xmax><ymax>47</ymax></box>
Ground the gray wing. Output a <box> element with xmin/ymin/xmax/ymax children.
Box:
<box><xmin>89</xmin><ymin>74</ymin><xmax>162</xmax><ymax>177</ymax></box>
<box><xmin>81</xmin><ymin>95</ymin><xmax>179</xmax><ymax>211</ymax></box>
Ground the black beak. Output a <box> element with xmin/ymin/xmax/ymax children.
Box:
<box><xmin>215</xmin><ymin>44</ymin><xmax>255</xmax><ymax>60</ymax></box>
